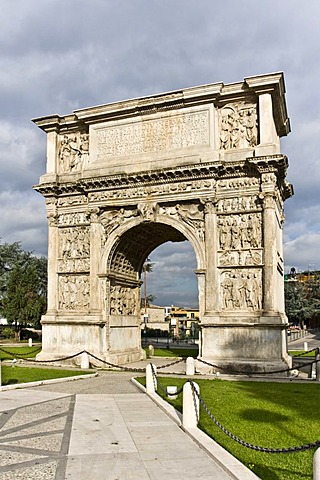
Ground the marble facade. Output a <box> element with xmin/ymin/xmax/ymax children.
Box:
<box><xmin>33</xmin><ymin>72</ymin><xmax>293</xmax><ymax>372</ymax></box>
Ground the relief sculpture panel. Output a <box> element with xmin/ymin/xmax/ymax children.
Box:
<box><xmin>110</xmin><ymin>286</ymin><xmax>137</xmax><ymax>315</ymax></box>
<box><xmin>58</xmin><ymin>227</ymin><xmax>90</xmax><ymax>273</ymax></box>
<box><xmin>159</xmin><ymin>201</ymin><xmax>205</xmax><ymax>241</ymax></box>
<box><xmin>220</xmin><ymin>269</ymin><xmax>262</xmax><ymax>311</ymax></box>
<box><xmin>59</xmin><ymin>133</ymin><xmax>89</xmax><ymax>173</ymax></box>
<box><xmin>58</xmin><ymin>275</ymin><xmax>90</xmax><ymax>311</ymax></box>
<box><xmin>218</xmin><ymin>213</ymin><xmax>262</xmax><ymax>251</ymax></box>
<box><xmin>219</xmin><ymin>102</ymin><xmax>258</xmax><ymax>150</ymax></box>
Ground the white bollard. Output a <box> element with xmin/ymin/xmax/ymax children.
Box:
<box><xmin>167</xmin><ymin>385</ymin><xmax>178</xmax><ymax>400</ymax></box>
<box><xmin>148</xmin><ymin>344</ymin><xmax>154</xmax><ymax>357</ymax></box>
<box><xmin>80</xmin><ymin>352</ymin><xmax>90</xmax><ymax>369</ymax></box>
<box><xmin>28</xmin><ymin>338</ymin><xmax>33</xmax><ymax>347</ymax></box>
<box><xmin>304</xmin><ymin>342</ymin><xmax>308</xmax><ymax>351</ymax></box>
<box><xmin>183</xmin><ymin>381</ymin><xmax>199</xmax><ymax>428</ymax></box>
<box><xmin>316</xmin><ymin>352</ymin><xmax>320</xmax><ymax>382</ymax></box>
<box><xmin>146</xmin><ymin>363</ymin><xmax>157</xmax><ymax>393</ymax></box>
<box><xmin>314</xmin><ymin>447</ymin><xmax>320</xmax><ymax>479</ymax></box>
<box><xmin>186</xmin><ymin>356</ymin><xmax>195</xmax><ymax>376</ymax></box>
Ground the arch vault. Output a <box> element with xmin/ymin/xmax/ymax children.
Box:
<box><xmin>33</xmin><ymin>73</ymin><xmax>293</xmax><ymax>372</ymax></box>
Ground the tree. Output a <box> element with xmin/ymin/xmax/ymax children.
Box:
<box><xmin>0</xmin><ymin>241</ymin><xmax>47</xmax><ymax>338</ymax></box>
<box><xmin>0</xmin><ymin>241</ymin><xmax>28</xmax><ymax>313</ymax></box>
<box><xmin>285</xmin><ymin>280</ymin><xmax>320</xmax><ymax>327</ymax></box>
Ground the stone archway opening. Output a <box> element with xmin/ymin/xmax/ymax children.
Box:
<box><xmin>104</xmin><ymin>221</ymin><xmax>195</xmax><ymax>364</ymax></box>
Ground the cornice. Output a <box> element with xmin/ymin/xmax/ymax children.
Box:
<box><xmin>32</xmin><ymin>73</ymin><xmax>290</xmax><ymax>137</ymax></box>
<box><xmin>33</xmin><ymin>155</ymin><xmax>290</xmax><ymax>197</ymax></box>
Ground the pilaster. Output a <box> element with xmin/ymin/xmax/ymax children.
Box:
<box><xmin>204</xmin><ymin>199</ymin><xmax>218</xmax><ymax>312</ymax></box>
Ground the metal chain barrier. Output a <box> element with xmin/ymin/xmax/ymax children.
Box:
<box><xmin>0</xmin><ymin>346</ymin><xmax>42</xmax><ymax>357</ymax></box>
<box><xmin>189</xmin><ymin>380</ymin><xmax>320</xmax><ymax>454</ymax></box>
<box><xmin>197</xmin><ymin>356</ymin><xmax>320</xmax><ymax>376</ymax></box>
<box><xmin>150</xmin><ymin>363</ymin><xmax>184</xmax><ymax>397</ymax></box>
<box><xmin>291</xmin><ymin>347</ymin><xmax>318</xmax><ymax>357</ymax></box>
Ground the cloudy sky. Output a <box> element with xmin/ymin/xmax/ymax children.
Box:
<box><xmin>1</xmin><ymin>0</ymin><xmax>320</xmax><ymax>307</ymax></box>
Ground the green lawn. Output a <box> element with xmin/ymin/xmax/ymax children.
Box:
<box><xmin>1</xmin><ymin>365</ymin><xmax>92</xmax><ymax>385</ymax></box>
<box><xmin>0</xmin><ymin>346</ymin><xmax>41</xmax><ymax>360</ymax></box>
<box><xmin>145</xmin><ymin>347</ymin><xmax>198</xmax><ymax>358</ymax></box>
<box><xmin>136</xmin><ymin>376</ymin><xmax>320</xmax><ymax>480</ymax></box>
<box><xmin>289</xmin><ymin>350</ymin><xmax>317</xmax><ymax>357</ymax></box>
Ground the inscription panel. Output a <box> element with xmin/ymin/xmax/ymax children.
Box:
<box><xmin>90</xmin><ymin>105</ymin><xmax>212</xmax><ymax>170</ymax></box>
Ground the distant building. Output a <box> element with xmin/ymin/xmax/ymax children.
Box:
<box><xmin>140</xmin><ymin>305</ymin><xmax>169</xmax><ymax>332</ymax></box>
<box><xmin>168</xmin><ymin>306</ymin><xmax>199</xmax><ymax>338</ymax></box>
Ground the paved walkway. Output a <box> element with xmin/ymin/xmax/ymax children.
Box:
<box><xmin>0</xmin><ymin>370</ymin><xmax>240</xmax><ymax>480</ymax></box>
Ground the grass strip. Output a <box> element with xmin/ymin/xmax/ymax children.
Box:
<box><xmin>1</xmin><ymin>365</ymin><xmax>92</xmax><ymax>385</ymax></box>
<box><xmin>145</xmin><ymin>347</ymin><xmax>198</xmax><ymax>358</ymax></box>
<box><xmin>136</xmin><ymin>376</ymin><xmax>320</xmax><ymax>480</ymax></box>
<box><xmin>289</xmin><ymin>350</ymin><xmax>317</xmax><ymax>357</ymax></box>
<box><xmin>0</xmin><ymin>346</ymin><xmax>41</xmax><ymax>360</ymax></box>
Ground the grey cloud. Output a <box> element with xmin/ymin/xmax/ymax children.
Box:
<box><xmin>1</xmin><ymin>0</ymin><xmax>320</xmax><ymax>305</ymax></box>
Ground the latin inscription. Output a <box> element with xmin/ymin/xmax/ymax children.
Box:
<box><xmin>93</xmin><ymin>109</ymin><xmax>209</xmax><ymax>161</ymax></box>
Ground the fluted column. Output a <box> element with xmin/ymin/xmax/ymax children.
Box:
<box><xmin>89</xmin><ymin>209</ymin><xmax>101</xmax><ymax>313</ymax></box>
<box><xmin>46</xmin><ymin>213</ymin><xmax>58</xmax><ymax>314</ymax></box>
<box><xmin>204</xmin><ymin>199</ymin><xmax>218</xmax><ymax>312</ymax></box>
<box><xmin>262</xmin><ymin>193</ymin><xmax>277</xmax><ymax>313</ymax></box>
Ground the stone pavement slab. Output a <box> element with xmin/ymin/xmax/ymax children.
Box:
<box><xmin>0</xmin><ymin>383</ymin><xmax>234</xmax><ymax>480</ymax></box>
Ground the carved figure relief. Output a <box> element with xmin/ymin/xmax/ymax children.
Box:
<box><xmin>219</xmin><ymin>103</ymin><xmax>257</xmax><ymax>150</ymax></box>
<box><xmin>59</xmin><ymin>275</ymin><xmax>90</xmax><ymax>311</ymax></box>
<box><xmin>57</xmin><ymin>212</ymin><xmax>89</xmax><ymax>226</ymax></box>
<box><xmin>88</xmin><ymin>179</ymin><xmax>215</xmax><ymax>203</ymax></box>
<box><xmin>221</xmin><ymin>270</ymin><xmax>262</xmax><ymax>311</ymax></box>
<box><xmin>218</xmin><ymin>249</ymin><xmax>262</xmax><ymax>267</ymax></box>
<box><xmin>218</xmin><ymin>177</ymin><xmax>260</xmax><ymax>190</ymax></box>
<box><xmin>218</xmin><ymin>213</ymin><xmax>262</xmax><ymax>251</ymax></box>
<box><xmin>100</xmin><ymin>208</ymin><xmax>138</xmax><ymax>236</ymax></box>
<box><xmin>109</xmin><ymin>286</ymin><xmax>137</xmax><ymax>315</ymax></box>
<box><xmin>138</xmin><ymin>203</ymin><xmax>158</xmax><ymax>221</ymax></box>
<box><xmin>217</xmin><ymin>195</ymin><xmax>258</xmax><ymax>213</ymax></box>
<box><xmin>58</xmin><ymin>227</ymin><xmax>90</xmax><ymax>273</ymax></box>
<box><xmin>59</xmin><ymin>133</ymin><xmax>89</xmax><ymax>173</ymax></box>
<box><xmin>159</xmin><ymin>202</ymin><xmax>205</xmax><ymax>241</ymax></box>
<box><xmin>58</xmin><ymin>195</ymin><xmax>87</xmax><ymax>206</ymax></box>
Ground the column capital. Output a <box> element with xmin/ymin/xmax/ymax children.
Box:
<box><xmin>260</xmin><ymin>192</ymin><xmax>276</xmax><ymax>209</ymax></box>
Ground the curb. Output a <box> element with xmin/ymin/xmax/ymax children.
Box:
<box><xmin>0</xmin><ymin>372</ymin><xmax>98</xmax><ymax>391</ymax></box>
<box><xmin>131</xmin><ymin>377</ymin><xmax>261</xmax><ymax>480</ymax></box>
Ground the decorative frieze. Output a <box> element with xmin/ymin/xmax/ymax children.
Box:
<box><xmin>217</xmin><ymin>195</ymin><xmax>260</xmax><ymax>213</ymax></box>
<box><xmin>88</xmin><ymin>179</ymin><xmax>215</xmax><ymax>203</ymax></box>
<box><xmin>57</xmin><ymin>212</ymin><xmax>89</xmax><ymax>226</ymax></box>
<box><xmin>217</xmin><ymin>177</ymin><xmax>260</xmax><ymax>190</ymax></box>
<box><xmin>219</xmin><ymin>249</ymin><xmax>263</xmax><ymax>267</ymax></box>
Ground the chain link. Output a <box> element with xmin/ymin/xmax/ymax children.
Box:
<box><xmin>291</xmin><ymin>347</ymin><xmax>318</xmax><ymax>358</ymax></box>
<box><xmin>151</xmin><ymin>363</ymin><xmax>184</xmax><ymax>396</ymax></box>
<box><xmin>0</xmin><ymin>346</ymin><xmax>42</xmax><ymax>357</ymax></box>
<box><xmin>197</xmin><ymin>357</ymin><xmax>319</xmax><ymax>376</ymax></box>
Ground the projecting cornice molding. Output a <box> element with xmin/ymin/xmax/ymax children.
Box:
<box><xmin>32</xmin><ymin>72</ymin><xmax>290</xmax><ymax>138</ymax></box>
<box><xmin>33</xmin><ymin>154</ymin><xmax>291</xmax><ymax>198</ymax></box>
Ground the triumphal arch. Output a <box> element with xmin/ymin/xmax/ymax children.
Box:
<box><xmin>33</xmin><ymin>72</ymin><xmax>293</xmax><ymax>372</ymax></box>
